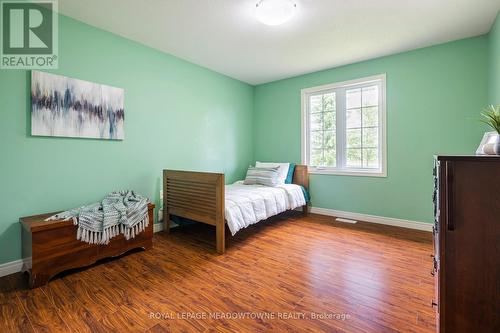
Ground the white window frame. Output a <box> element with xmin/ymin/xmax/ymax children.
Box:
<box><xmin>301</xmin><ymin>74</ymin><xmax>387</xmax><ymax>177</ymax></box>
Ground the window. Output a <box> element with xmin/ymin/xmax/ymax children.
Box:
<box><xmin>301</xmin><ymin>74</ymin><xmax>386</xmax><ymax>177</ymax></box>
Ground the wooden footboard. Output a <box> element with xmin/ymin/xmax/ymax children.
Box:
<box><xmin>163</xmin><ymin>170</ymin><xmax>225</xmax><ymax>254</ymax></box>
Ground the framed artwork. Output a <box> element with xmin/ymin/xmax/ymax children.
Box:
<box><xmin>31</xmin><ymin>70</ymin><xmax>124</xmax><ymax>140</ymax></box>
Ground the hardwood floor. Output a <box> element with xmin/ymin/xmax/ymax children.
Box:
<box><xmin>0</xmin><ymin>212</ymin><xmax>435</xmax><ymax>333</ymax></box>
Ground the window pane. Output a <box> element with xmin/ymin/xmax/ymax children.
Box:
<box><xmin>362</xmin><ymin>127</ymin><xmax>378</xmax><ymax>147</ymax></box>
<box><xmin>324</xmin><ymin>131</ymin><xmax>335</xmax><ymax>148</ymax></box>
<box><xmin>310</xmin><ymin>112</ymin><xmax>323</xmax><ymax>130</ymax></box>
<box><xmin>305</xmin><ymin>77</ymin><xmax>384</xmax><ymax>173</ymax></box>
<box><xmin>346</xmin><ymin>129</ymin><xmax>361</xmax><ymax>148</ymax></box>
<box><xmin>323</xmin><ymin>112</ymin><xmax>335</xmax><ymax>131</ymax></box>
<box><xmin>362</xmin><ymin>86</ymin><xmax>378</xmax><ymax>107</ymax></box>
<box><xmin>363</xmin><ymin>148</ymin><xmax>379</xmax><ymax>168</ymax></box>
<box><xmin>324</xmin><ymin>148</ymin><xmax>336</xmax><ymax>167</ymax></box>
<box><xmin>311</xmin><ymin>149</ymin><xmax>323</xmax><ymax>166</ymax></box>
<box><xmin>346</xmin><ymin>148</ymin><xmax>362</xmax><ymax>167</ymax></box>
<box><xmin>346</xmin><ymin>88</ymin><xmax>361</xmax><ymax>109</ymax></box>
<box><xmin>346</xmin><ymin>108</ymin><xmax>361</xmax><ymax>129</ymax></box>
<box><xmin>310</xmin><ymin>95</ymin><xmax>322</xmax><ymax>112</ymax></box>
<box><xmin>311</xmin><ymin>131</ymin><xmax>323</xmax><ymax>148</ymax></box>
<box><xmin>323</xmin><ymin>93</ymin><xmax>335</xmax><ymax>111</ymax></box>
<box><xmin>362</xmin><ymin>107</ymin><xmax>378</xmax><ymax>127</ymax></box>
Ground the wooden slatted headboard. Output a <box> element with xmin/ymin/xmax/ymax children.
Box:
<box><xmin>292</xmin><ymin>165</ymin><xmax>309</xmax><ymax>192</ymax></box>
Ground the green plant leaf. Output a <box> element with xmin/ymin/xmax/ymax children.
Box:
<box><xmin>480</xmin><ymin>105</ymin><xmax>500</xmax><ymax>134</ymax></box>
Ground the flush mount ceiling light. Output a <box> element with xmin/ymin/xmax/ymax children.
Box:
<box><xmin>255</xmin><ymin>0</ymin><xmax>297</xmax><ymax>26</ymax></box>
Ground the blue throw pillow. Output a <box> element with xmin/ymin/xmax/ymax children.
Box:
<box><xmin>300</xmin><ymin>186</ymin><xmax>311</xmax><ymax>203</ymax></box>
<box><xmin>285</xmin><ymin>163</ymin><xmax>296</xmax><ymax>184</ymax></box>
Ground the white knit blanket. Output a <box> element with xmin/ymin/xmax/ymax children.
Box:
<box><xmin>46</xmin><ymin>191</ymin><xmax>149</xmax><ymax>245</ymax></box>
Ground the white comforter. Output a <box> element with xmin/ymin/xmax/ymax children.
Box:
<box><xmin>225</xmin><ymin>181</ymin><xmax>306</xmax><ymax>235</ymax></box>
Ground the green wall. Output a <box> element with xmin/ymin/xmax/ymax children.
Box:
<box><xmin>0</xmin><ymin>12</ymin><xmax>497</xmax><ymax>267</ymax></box>
<box><xmin>489</xmin><ymin>12</ymin><xmax>500</xmax><ymax>104</ymax></box>
<box><xmin>0</xmin><ymin>15</ymin><xmax>254</xmax><ymax>265</ymax></box>
<box><xmin>254</xmin><ymin>37</ymin><xmax>489</xmax><ymax>224</ymax></box>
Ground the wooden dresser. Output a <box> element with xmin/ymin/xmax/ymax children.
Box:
<box><xmin>432</xmin><ymin>156</ymin><xmax>499</xmax><ymax>332</ymax></box>
<box><xmin>20</xmin><ymin>203</ymin><xmax>155</xmax><ymax>288</ymax></box>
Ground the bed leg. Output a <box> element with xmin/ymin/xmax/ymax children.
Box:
<box><xmin>302</xmin><ymin>204</ymin><xmax>309</xmax><ymax>216</ymax></box>
<box><xmin>216</xmin><ymin>222</ymin><xmax>225</xmax><ymax>254</ymax></box>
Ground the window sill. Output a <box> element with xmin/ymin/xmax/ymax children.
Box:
<box><xmin>308</xmin><ymin>168</ymin><xmax>387</xmax><ymax>178</ymax></box>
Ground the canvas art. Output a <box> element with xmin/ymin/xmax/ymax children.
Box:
<box><xmin>31</xmin><ymin>71</ymin><xmax>124</xmax><ymax>140</ymax></box>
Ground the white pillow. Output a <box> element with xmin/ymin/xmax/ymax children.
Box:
<box><xmin>243</xmin><ymin>167</ymin><xmax>280</xmax><ymax>187</ymax></box>
<box><xmin>255</xmin><ymin>161</ymin><xmax>290</xmax><ymax>185</ymax></box>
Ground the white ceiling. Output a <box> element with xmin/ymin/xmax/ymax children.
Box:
<box><xmin>58</xmin><ymin>0</ymin><xmax>500</xmax><ymax>85</ymax></box>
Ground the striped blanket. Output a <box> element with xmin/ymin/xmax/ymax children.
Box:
<box><xmin>45</xmin><ymin>191</ymin><xmax>149</xmax><ymax>245</ymax></box>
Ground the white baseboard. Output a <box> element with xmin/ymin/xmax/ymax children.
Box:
<box><xmin>310</xmin><ymin>206</ymin><xmax>433</xmax><ymax>232</ymax></box>
<box><xmin>153</xmin><ymin>220</ymin><xmax>178</xmax><ymax>233</ymax></box>
<box><xmin>154</xmin><ymin>223</ymin><xmax>164</xmax><ymax>233</ymax></box>
<box><xmin>0</xmin><ymin>258</ymin><xmax>31</xmax><ymax>278</ymax></box>
<box><xmin>0</xmin><ymin>259</ymin><xmax>23</xmax><ymax>277</ymax></box>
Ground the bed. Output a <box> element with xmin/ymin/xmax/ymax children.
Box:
<box><xmin>163</xmin><ymin>165</ymin><xmax>309</xmax><ymax>254</ymax></box>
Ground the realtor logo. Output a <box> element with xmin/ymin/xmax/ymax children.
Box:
<box><xmin>1</xmin><ymin>0</ymin><xmax>58</xmax><ymax>69</ymax></box>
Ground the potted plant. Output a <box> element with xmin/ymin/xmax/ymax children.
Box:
<box><xmin>480</xmin><ymin>105</ymin><xmax>500</xmax><ymax>155</ymax></box>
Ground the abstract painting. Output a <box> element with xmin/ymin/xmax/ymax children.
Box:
<box><xmin>31</xmin><ymin>71</ymin><xmax>124</xmax><ymax>140</ymax></box>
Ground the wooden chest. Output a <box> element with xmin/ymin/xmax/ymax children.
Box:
<box><xmin>20</xmin><ymin>203</ymin><xmax>155</xmax><ymax>288</ymax></box>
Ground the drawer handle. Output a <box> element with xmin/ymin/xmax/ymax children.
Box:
<box><xmin>446</xmin><ymin>162</ymin><xmax>455</xmax><ymax>231</ymax></box>
<box><xmin>430</xmin><ymin>269</ymin><xmax>435</xmax><ymax>277</ymax></box>
<box><xmin>431</xmin><ymin>301</ymin><xmax>438</xmax><ymax>308</ymax></box>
